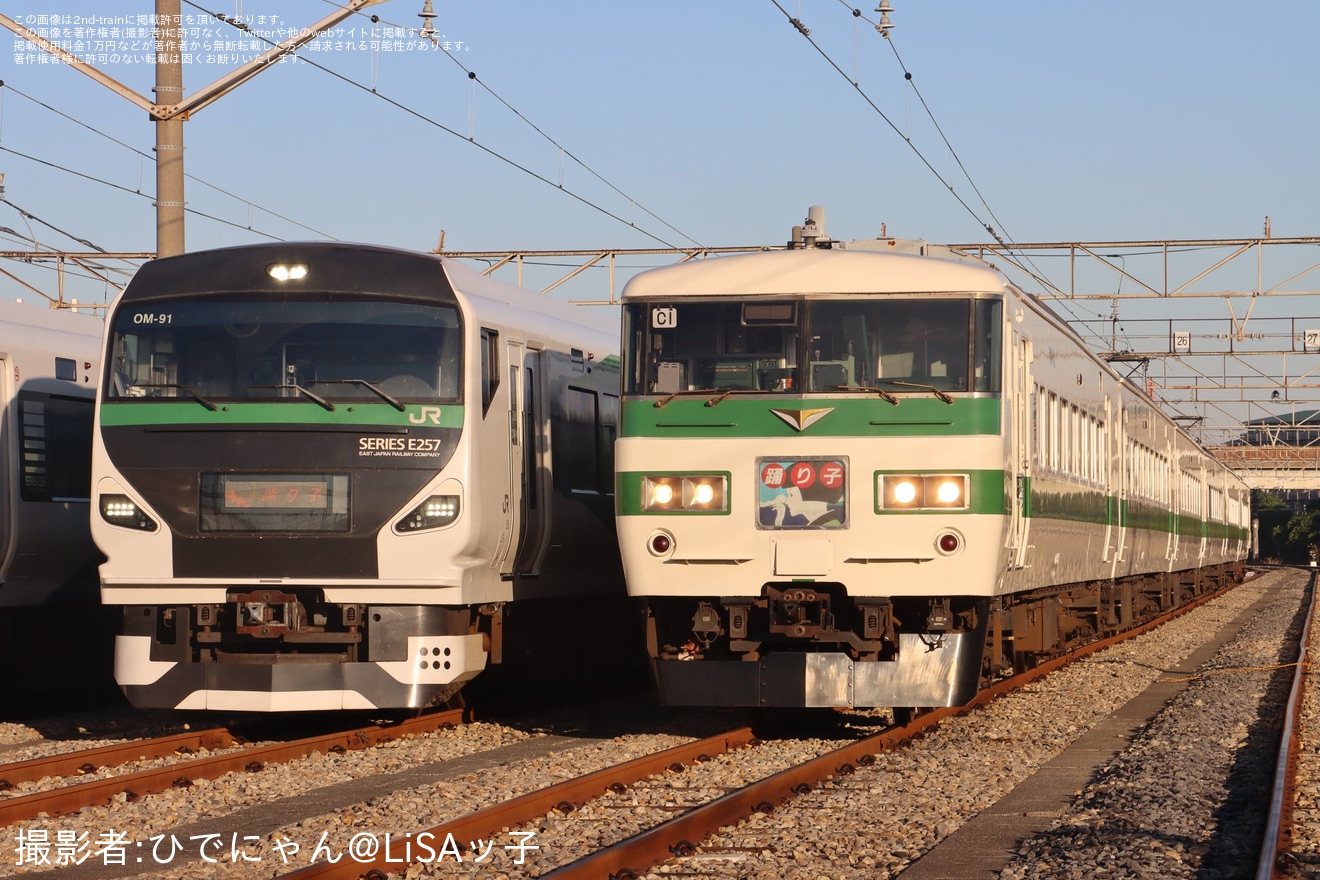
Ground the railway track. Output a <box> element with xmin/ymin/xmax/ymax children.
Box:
<box><xmin>10</xmin><ymin>569</ymin><xmax>1311</xmax><ymax>880</ymax></box>
<box><xmin>1268</xmin><ymin>569</ymin><xmax>1320</xmax><ymax>880</ymax></box>
<box><xmin>0</xmin><ymin>708</ymin><xmax>467</xmax><ymax>830</ymax></box>
<box><xmin>277</xmin><ymin>569</ymin><xmax>1311</xmax><ymax>880</ymax></box>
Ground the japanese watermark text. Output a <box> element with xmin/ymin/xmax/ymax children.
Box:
<box><xmin>11</xmin><ymin>13</ymin><xmax>468</xmax><ymax>69</ymax></box>
<box><xmin>14</xmin><ymin>827</ymin><xmax>538</xmax><ymax>868</ymax></box>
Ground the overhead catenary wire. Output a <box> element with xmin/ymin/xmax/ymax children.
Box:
<box><xmin>767</xmin><ymin>0</ymin><xmax>997</xmax><ymax>245</ymax></box>
<box><xmin>2</xmin><ymin>198</ymin><xmax>106</xmax><ymax>253</ymax></box>
<box><xmin>832</xmin><ymin>1</ymin><xmax>1016</xmax><ymax>254</ymax></box>
<box><xmin>332</xmin><ymin>0</ymin><xmax>706</xmax><ymax>248</ymax></box>
<box><xmin>0</xmin><ymin>82</ymin><xmax>340</xmax><ymax>242</ymax></box>
<box><xmin>0</xmin><ymin>144</ymin><xmax>292</xmax><ymax>244</ymax></box>
<box><xmin>184</xmin><ymin>0</ymin><xmax>699</xmax><ymax>251</ymax></box>
<box><xmin>783</xmin><ymin>2</ymin><xmax>1111</xmax><ymax>336</ymax></box>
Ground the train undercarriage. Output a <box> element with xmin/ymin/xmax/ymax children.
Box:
<box><xmin>117</xmin><ymin>590</ymin><xmax>497</xmax><ymax>710</ymax></box>
<box><xmin>643</xmin><ymin>561</ymin><xmax>1246</xmax><ymax>709</ymax></box>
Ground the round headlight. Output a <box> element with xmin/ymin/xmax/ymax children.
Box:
<box><xmin>935</xmin><ymin>480</ymin><xmax>962</xmax><ymax>504</ymax></box>
<box><xmin>692</xmin><ymin>483</ymin><xmax>715</xmax><ymax>505</ymax></box>
<box><xmin>893</xmin><ymin>481</ymin><xmax>918</xmax><ymax>504</ymax></box>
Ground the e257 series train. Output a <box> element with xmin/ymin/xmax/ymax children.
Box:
<box><xmin>0</xmin><ymin>299</ymin><xmax>103</xmax><ymax>607</ymax></box>
<box><xmin>92</xmin><ymin>242</ymin><xmax>625</xmax><ymax>711</ymax></box>
<box><xmin>0</xmin><ymin>300</ymin><xmax>112</xmax><ymax>694</ymax></box>
<box><xmin>615</xmin><ymin>216</ymin><xmax>1249</xmax><ymax>710</ymax></box>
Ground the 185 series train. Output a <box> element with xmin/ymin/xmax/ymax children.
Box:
<box><xmin>616</xmin><ymin>209</ymin><xmax>1250</xmax><ymax>710</ymax></box>
<box><xmin>92</xmin><ymin>242</ymin><xmax>625</xmax><ymax>711</ymax></box>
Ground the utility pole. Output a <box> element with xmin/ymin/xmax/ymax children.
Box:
<box><xmin>0</xmin><ymin>0</ymin><xmax>388</xmax><ymax>257</ymax></box>
<box><xmin>156</xmin><ymin>0</ymin><xmax>185</xmax><ymax>256</ymax></box>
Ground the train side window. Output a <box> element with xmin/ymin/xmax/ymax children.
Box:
<box><xmin>559</xmin><ymin>386</ymin><xmax>599</xmax><ymax>493</ymax></box>
<box><xmin>480</xmin><ymin>329</ymin><xmax>500</xmax><ymax>415</ymax></box>
<box><xmin>18</xmin><ymin>392</ymin><xmax>93</xmax><ymax>503</ymax></box>
<box><xmin>974</xmin><ymin>299</ymin><xmax>1003</xmax><ymax>392</ymax></box>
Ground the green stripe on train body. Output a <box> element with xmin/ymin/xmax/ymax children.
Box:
<box><xmin>615</xmin><ymin>468</ymin><xmax>1008</xmax><ymax>518</ymax></box>
<box><xmin>98</xmin><ymin>401</ymin><xmax>465</xmax><ymax>428</ymax></box>
<box><xmin>620</xmin><ymin>397</ymin><xmax>1002</xmax><ymax>438</ymax></box>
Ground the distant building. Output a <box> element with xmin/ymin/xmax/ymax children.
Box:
<box><xmin>1240</xmin><ymin>409</ymin><xmax>1320</xmax><ymax>447</ymax></box>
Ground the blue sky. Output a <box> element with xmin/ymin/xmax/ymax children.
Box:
<box><xmin>0</xmin><ymin>0</ymin><xmax>1317</xmax><ymax>309</ymax></box>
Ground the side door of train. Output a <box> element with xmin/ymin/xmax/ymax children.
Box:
<box><xmin>1103</xmin><ymin>393</ymin><xmax>1125</xmax><ymax>574</ymax></box>
<box><xmin>1007</xmin><ymin>332</ymin><xmax>1032</xmax><ymax>571</ymax></box>
<box><xmin>489</xmin><ymin>337</ymin><xmax>525</xmax><ymax>580</ymax></box>
<box><xmin>512</xmin><ymin>347</ymin><xmax>551</xmax><ymax>577</ymax></box>
<box><xmin>490</xmin><ymin>338</ymin><xmax>553</xmax><ymax>581</ymax></box>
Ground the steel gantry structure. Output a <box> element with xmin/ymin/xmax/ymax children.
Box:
<box><xmin>6</xmin><ymin>233</ymin><xmax>1320</xmax><ymax>490</ymax></box>
<box><xmin>442</xmin><ymin>233</ymin><xmax>1320</xmax><ymax>492</ymax></box>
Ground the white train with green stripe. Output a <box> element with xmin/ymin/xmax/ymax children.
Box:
<box><xmin>92</xmin><ymin>242</ymin><xmax>625</xmax><ymax>711</ymax></box>
<box><xmin>616</xmin><ymin>210</ymin><xmax>1249</xmax><ymax>710</ymax></box>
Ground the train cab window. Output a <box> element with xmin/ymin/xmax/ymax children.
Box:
<box><xmin>622</xmin><ymin>301</ymin><xmax>799</xmax><ymax>394</ymax></box>
<box><xmin>623</xmin><ymin>296</ymin><xmax>1001</xmax><ymax>397</ymax></box>
<box><xmin>105</xmin><ymin>298</ymin><xmax>463</xmax><ymax>406</ymax></box>
<box><xmin>807</xmin><ymin>299</ymin><xmax>983</xmax><ymax>393</ymax></box>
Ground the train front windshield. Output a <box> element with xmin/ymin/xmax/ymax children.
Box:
<box><xmin>106</xmin><ymin>297</ymin><xmax>463</xmax><ymax>404</ymax></box>
<box><xmin>623</xmin><ymin>297</ymin><xmax>1002</xmax><ymax>395</ymax></box>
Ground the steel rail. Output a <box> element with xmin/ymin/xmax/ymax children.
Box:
<box><xmin>543</xmin><ymin>583</ymin><xmax>1237</xmax><ymax>880</ymax></box>
<box><xmin>0</xmin><ymin>707</ymin><xmax>467</xmax><ymax>828</ymax></box>
<box><xmin>275</xmin><ymin>727</ymin><xmax>759</xmax><ymax>880</ymax></box>
<box><xmin>0</xmin><ymin>726</ymin><xmax>240</xmax><ymax>790</ymax></box>
<box><xmin>1256</xmin><ymin>570</ymin><xmax>1316</xmax><ymax>880</ymax></box>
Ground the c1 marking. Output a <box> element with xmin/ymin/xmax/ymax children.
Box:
<box><xmin>652</xmin><ymin>307</ymin><xmax>678</xmax><ymax>329</ymax></box>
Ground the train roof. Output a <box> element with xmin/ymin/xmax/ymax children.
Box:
<box><xmin>440</xmin><ymin>257</ymin><xmax>619</xmax><ymax>353</ymax></box>
<box><xmin>621</xmin><ymin>247</ymin><xmax>1011</xmax><ymax>299</ymax></box>
<box><xmin>0</xmin><ymin>298</ymin><xmax>103</xmax><ymax>338</ymax></box>
<box><xmin>121</xmin><ymin>241</ymin><xmax>459</xmax><ymax>302</ymax></box>
<box><xmin>115</xmin><ymin>241</ymin><xmax>617</xmax><ymax>356</ymax></box>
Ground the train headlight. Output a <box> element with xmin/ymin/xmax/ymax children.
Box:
<box><xmin>642</xmin><ymin>475</ymin><xmax>728</xmax><ymax>512</ymax></box>
<box><xmin>396</xmin><ymin>494</ymin><xmax>461</xmax><ymax>532</ymax></box>
<box><xmin>928</xmin><ymin>476</ymin><xmax>967</xmax><ymax>508</ymax></box>
<box><xmin>878</xmin><ymin>474</ymin><xmax>969</xmax><ymax>510</ymax></box>
<box><xmin>883</xmin><ymin>476</ymin><xmax>921</xmax><ymax>508</ymax></box>
<box><xmin>684</xmin><ymin>476</ymin><xmax>726</xmax><ymax>511</ymax></box>
<box><xmin>643</xmin><ymin>477</ymin><xmax>681</xmax><ymax>511</ymax></box>
<box><xmin>99</xmin><ymin>494</ymin><xmax>159</xmax><ymax>532</ymax></box>
<box><xmin>267</xmin><ymin>263</ymin><xmax>308</xmax><ymax>282</ymax></box>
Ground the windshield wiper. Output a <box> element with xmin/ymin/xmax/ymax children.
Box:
<box><xmin>127</xmin><ymin>382</ymin><xmax>217</xmax><ymax>411</ymax></box>
<box><xmin>652</xmin><ymin>388</ymin><xmax>772</xmax><ymax>408</ymax></box>
<box><xmin>247</xmin><ymin>384</ymin><xmax>335</xmax><ymax>411</ymax></box>
<box><xmin>705</xmin><ymin>388</ymin><xmax>772</xmax><ymax>407</ymax></box>
<box><xmin>878</xmin><ymin>380</ymin><xmax>955</xmax><ymax>405</ymax></box>
<box><xmin>652</xmin><ymin>388</ymin><xmax>718</xmax><ymax>409</ymax></box>
<box><xmin>315</xmin><ymin>378</ymin><xmax>405</xmax><ymax>411</ymax></box>
<box><xmin>827</xmin><ymin>385</ymin><xmax>900</xmax><ymax>405</ymax></box>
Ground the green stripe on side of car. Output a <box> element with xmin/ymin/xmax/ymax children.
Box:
<box><xmin>98</xmin><ymin>401</ymin><xmax>464</xmax><ymax>428</ymax></box>
<box><xmin>621</xmin><ymin>397</ymin><xmax>1002</xmax><ymax>439</ymax></box>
